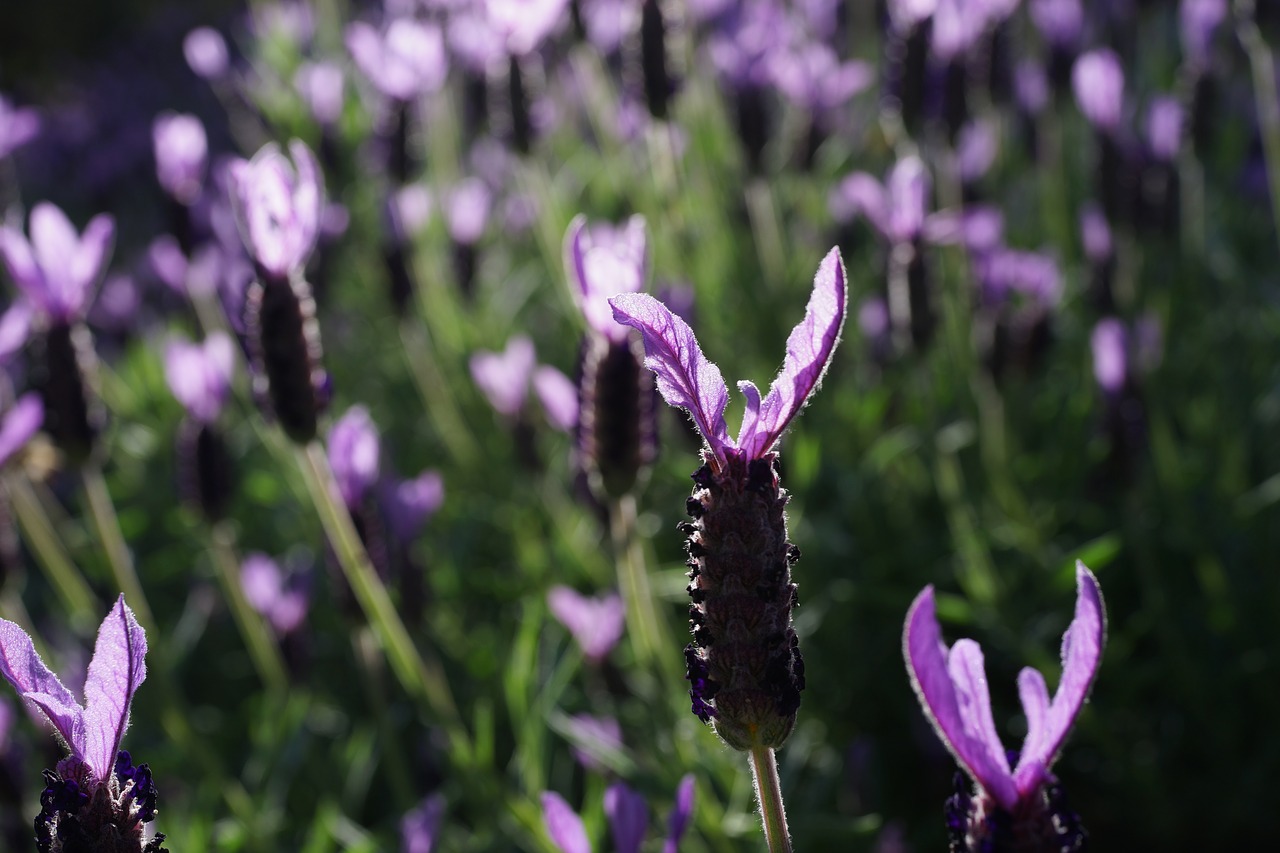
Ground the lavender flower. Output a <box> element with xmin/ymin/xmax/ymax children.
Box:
<box><xmin>164</xmin><ymin>333</ymin><xmax>235</xmax><ymax>425</ymax></box>
<box><xmin>1072</xmin><ymin>49</ymin><xmax>1124</xmax><ymax>134</ymax></box>
<box><xmin>0</xmin><ymin>95</ymin><xmax>40</xmax><ymax>159</ymax></box>
<box><xmin>152</xmin><ymin>113</ymin><xmax>207</xmax><ymax>206</ymax></box>
<box><xmin>184</xmin><ymin>27</ymin><xmax>230</xmax><ymax>81</ymax></box>
<box><xmin>346</xmin><ymin>20</ymin><xmax>448</xmax><ymax>103</ymax></box>
<box><xmin>0</xmin><ymin>596</ymin><xmax>166</xmax><ymax>852</ymax></box>
<box><xmin>401</xmin><ymin>793</ymin><xmax>445</xmax><ymax>853</ymax></box>
<box><xmin>384</xmin><ymin>470</ymin><xmax>445</xmax><ymax>545</ymax></box>
<box><xmin>533</xmin><ymin>366</ymin><xmax>579</xmax><ymax>433</ymax></box>
<box><xmin>610</xmin><ymin>249</ymin><xmax>845</xmax><ymax>749</ymax></box>
<box><xmin>542</xmin><ymin>791</ymin><xmax>591</xmax><ymax>853</ymax></box>
<box><xmin>0</xmin><ymin>202</ymin><xmax>114</xmax><ymax>323</ymax></box>
<box><xmin>228</xmin><ymin>141</ymin><xmax>323</xmax><ymax>281</ymax></box>
<box><xmin>563</xmin><ymin>714</ymin><xmax>623</xmax><ymax>770</ymax></box>
<box><xmin>541</xmin><ymin>775</ymin><xmax>695</xmax><ymax>853</ymax></box>
<box><xmin>1146</xmin><ymin>96</ymin><xmax>1183</xmax><ymax>163</ymax></box>
<box><xmin>471</xmin><ymin>335</ymin><xmax>537</xmax><ymax>419</ymax></box>
<box><xmin>328</xmin><ymin>405</ymin><xmax>381</xmax><ymax>510</ymax></box>
<box><xmin>485</xmin><ymin>0</ymin><xmax>570</xmax><ymax>56</ymax></box>
<box><xmin>904</xmin><ymin>563</ymin><xmax>1105</xmax><ymax>851</ymax></box>
<box><xmin>1091</xmin><ymin>318</ymin><xmax>1128</xmax><ymax>396</ymax></box>
<box><xmin>295</xmin><ymin>62</ymin><xmax>346</xmax><ymax>128</ymax></box>
<box><xmin>0</xmin><ymin>394</ymin><xmax>43</xmax><ymax>469</ymax></box>
<box><xmin>547</xmin><ymin>586</ymin><xmax>626</xmax><ymax>663</ymax></box>
<box><xmin>1180</xmin><ymin>0</ymin><xmax>1227</xmax><ymax>71</ymax></box>
<box><xmin>0</xmin><ymin>300</ymin><xmax>32</xmax><ymax>364</ymax></box>
<box><xmin>242</xmin><ymin>553</ymin><xmax>310</xmax><ymax>635</ymax></box>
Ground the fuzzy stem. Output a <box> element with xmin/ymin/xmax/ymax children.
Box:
<box><xmin>750</xmin><ymin>746</ymin><xmax>793</xmax><ymax>853</ymax></box>
<box><xmin>4</xmin><ymin>475</ymin><xmax>97</xmax><ymax>627</ymax></box>
<box><xmin>608</xmin><ymin>493</ymin><xmax>665</xmax><ymax>668</ymax></box>
<box><xmin>81</xmin><ymin>464</ymin><xmax>155</xmax><ymax>635</ymax></box>
<box><xmin>207</xmin><ymin>522</ymin><xmax>289</xmax><ymax>693</ymax></box>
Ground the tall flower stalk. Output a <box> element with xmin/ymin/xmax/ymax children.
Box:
<box><xmin>610</xmin><ymin>248</ymin><xmax>847</xmax><ymax>852</ymax></box>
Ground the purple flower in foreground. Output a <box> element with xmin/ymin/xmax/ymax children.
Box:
<box><xmin>228</xmin><ymin>140</ymin><xmax>324</xmax><ymax>279</ymax></box>
<box><xmin>0</xmin><ymin>596</ymin><xmax>166</xmax><ymax>852</ymax></box>
<box><xmin>164</xmin><ymin>332</ymin><xmax>235</xmax><ymax>424</ymax></box>
<box><xmin>547</xmin><ymin>586</ymin><xmax>625</xmax><ymax>663</ymax></box>
<box><xmin>610</xmin><ymin>250</ymin><xmax>845</xmax><ymax>749</ymax></box>
<box><xmin>184</xmin><ymin>27</ymin><xmax>229</xmax><ymax>80</ymax></box>
<box><xmin>0</xmin><ymin>394</ymin><xmax>43</xmax><ymax>468</ymax></box>
<box><xmin>0</xmin><ymin>202</ymin><xmax>115</xmax><ymax>322</ymax></box>
<box><xmin>0</xmin><ymin>95</ymin><xmax>40</xmax><ymax>159</ymax></box>
<box><xmin>153</xmin><ymin>113</ymin><xmax>207</xmax><ymax>205</ymax></box>
<box><xmin>904</xmin><ymin>562</ymin><xmax>1105</xmax><ymax>852</ymax></box>
<box><xmin>328</xmin><ymin>406</ymin><xmax>381</xmax><ymax>509</ymax></box>
<box><xmin>401</xmin><ymin>793</ymin><xmax>445</xmax><ymax>853</ymax></box>
<box><xmin>1072</xmin><ymin>49</ymin><xmax>1124</xmax><ymax>133</ymax></box>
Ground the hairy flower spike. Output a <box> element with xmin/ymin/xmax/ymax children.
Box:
<box><xmin>610</xmin><ymin>249</ymin><xmax>846</xmax><ymax>749</ymax></box>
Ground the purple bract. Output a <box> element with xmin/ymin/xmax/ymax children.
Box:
<box><xmin>328</xmin><ymin>405</ymin><xmax>381</xmax><ymax>509</ymax></box>
<box><xmin>565</xmin><ymin>214</ymin><xmax>648</xmax><ymax>343</ymax></box>
<box><xmin>227</xmin><ymin>140</ymin><xmax>324</xmax><ymax>279</ymax></box>
<box><xmin>164</xmin><ymin>332</ymin><xmax>236</xmax><ymax>424</ymax></box>
<box><xmin>547</xmin><ymin>586</ymin><xmax>625</xmax><ymax>663</ymax></box>
<box><xmin>0</xmin><ymin>202</ymin><xmax>115</xmax><ymax>322</ymax></box>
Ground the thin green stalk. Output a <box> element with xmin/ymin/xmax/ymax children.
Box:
<box><xmin>1237</xmin><ymin>0</ymin><xmax>1280</xmax><ymax>249</ymax></box>
<box><xmin>4</xmin><ymin>475</ymin><xmax>97</xmax><ymax>627</ymax></box>
<box><xmin>745</xmin><ymin>180</ymin><xmax>786</xmax><ymax>291</ymax></box>
<box><xmin>608</xmin><ymin>493</ymin><xmax>666</xmax><ymax>669</ymax></box>
<box><xmin>749</xmin><ymin>746</ymin><xmax>793</xmax><ymax>853</ymax></box>
<box><xmin>207</xmin><ymin>522</ymin><xmax>289</xmax><ymax>693</ymax></box>
<box><xmin>296</xmin><ymin>442</ymin><xmax>469</xmax><ymax>755</ymax></box>
<box><xmin>81</xmin><ymin>464</ymin><xmax>155</xmax><ymax>635</ymax></box>
<box><xmin>398</xmin><ymin>323</ymin><xmax>479</xmax><ymax>468</ymax></box>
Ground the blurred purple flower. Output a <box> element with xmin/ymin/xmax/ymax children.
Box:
<box><xmin>1072</xmin><ymin>49</ymin><xmax>1124</xmax><ymax>133</ymax></box>
<box><xmin>1030</xmin><ymin>0</ymin><xmax>1083</xmax><ymax>50</ymax></box>
<box><xmin>1091</xmin><ymin>318</ymin><xmax>1128</xmax><ymax>394</ymax></box>
<box><xmin>770</xmin><ymin>42</ymin><xmax>874</xmax><ymax>115</ymax></box>
<box><xmin>448</xmin><ymin>10</ymin><xmax>507</xmax><ymax>74</ymax></box>
<box><xmin>1014</xmin><ymin>61</ymin><xmax>1050</xmax><ymax>115</ymax></box>
<box><xmin>241</xmin><ymin>552</ymin><xmax>310</xmax><ymax>635</ymax></box>
<box><xmin>147</xmin><ymin>235</ymin><xmax>188</xmax><ymax>293</ymax></box>
<box><xmin>0</xmin><ymin>202</ymin><xmax>115</xmax><ymax>322</ymax></box>
<box><xmin>956</xmin><ymin>119</ymin><xmax>998</xmax><ymax>183</ymax></box>
<box><xmin>533</xmin><ymin>365</ymin><xmax>579</xmax><ymax>432</ymax></box>
<box><xmin>542</xmin><ymin>791</ymin><xmax>591</xmax><ymax>853</ymax></box>
<box><xmin>471</xmin><ymin>335</ymin><xmax>536</xmax><ymax>418</ymax></box>
<box><xmin>708</xmin><ymin>0</ymin><xmax>791</xmax><ymax>89</ymax></box>
<box><xmin>295</xmin><ymin>62</ymin><xmax>346</xmax><ymax>127</ymax></box>
<box><xmin>1146</xmin><ymin>96</ymin><xmax>1183</xmax><ymax>162</ymax></box>
<box><xmin>227</xmin><ymin>140</ymin><xmax>323</xmax><ymax>279</ymax></box>
<box><xmin>830</xmin><ymin>156</ymin><xmax>931</xmax><ymax>245</ymax></box>
<box><xmin>565</xmin><ymin>215</ymin><xmax>648</xmax><ymax>342</ymax></box>
<box><xmin>611</xmin><ymin>249</ymin><xmax>846</xmax><ymax>464</ymax></box>
<box><xmin>887</xmin><ymin>0</ymin><xmax>938</xmax><ymax>33</ymax></box>
<box><xmin>1080</xmin><ymin>202</ymin><xmax>1113</xmax><ymax>263</ymax></box>
<box><xmin>384</xmin><ymin>469</ymin><xmax>444</xmax><ymax>543</ymax></box>
<box><xmin>663</xmin><ymin>775</ymin><xmax>695</xmax><ymax>853</ymax></box>
<box><xmin>582</xmin><ymin>0</ymin><xmax>639</xmax><ymax>55</ymax></box>
<box><xmin>904</xmin><ymin>562</ymin><xmax>1105</xmax><ymax>818</ymax></box>
<box><xmin>401</xmin><ymin>793</ymin><xmax>445</xmax><ymax>853</ymax></box>
<box><xmin>0</xmin><ymin>95</ymin><xmax>40</xmax><ymax>159</ymax></box>
<box><xmin>485</xmin><ymin>0</ymin><xmax>570</xmax><ymax>56</ymax></box>
<box><xmin>185</xmin><ymin>27</ymin><xmax>230</xmax><ymax>80</ymax></box>
<box><xmin>90</xmin><ymin>273</ymin><xmax>142</xmax><ymax>335</ymax></box>
<box><xmin>250</xmin><ymin>0</ymin><xmax>316</xmax><ymax>47</ymax></box>
<box><xmin>974</xmin><ymin>248</ymin><xmax>1062</xmax><ymax>307</ymax></box>
<box><xmin>347</xmin><ymin>20</ymin><xmax>448</xmax><ymax>103</ymax></box>
<box><xmin>0</xmin><ymin>394</ymin><xmax>43</xmax><ymax>468</ymax></box>
<box><xmin>0</xmin><ymin>300</ymin><xmax>32</xmax><ymax>363</ymax></box>
<box><xmin>604</xmin><ymin>783</ymin><xmax>647</xmax><ymax>853</ymax></box>
<box><xmin>153</xmin><ymin>113</ymin><xmax>207</xmax><ymax>205</ymax></box>
<box><xmin>328</xmin><ymin>405</ymin><xmax>381</xmax><ymax>509</ymax></box>
<box><xmin>445</xmin><ymin>178</ymin><xmax>492</xmax><ymax>245</ymax></box>
<box><xmin>547</xmin><ymin>586</ymin><xmax>625</xmax><ymax>662</ymax></box>
<box><xmin>1181</xmin><ymin>0</ymin><xmax>1227</xmax><ymax>71</ymax></box>
<box><xmin>164</xmin><ymin>332</ymin><xmax>236</xmax><ymax>424</ymax></box>
<box><xmin>930</xmin><ymin>0</ymin><xmax>987</xmax><ymax>62</ymax></box>
<box><xmin>564</xmin><ymin>713</ymin><xmax>622</xmax><ymax>770</ymax></box>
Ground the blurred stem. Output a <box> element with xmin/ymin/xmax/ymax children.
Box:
<box><xmin>399</xmin><ymin>323</ymin><xmax>479</xmax><ymax>469</ymax></box>
<box><xmin>609</xmin><ymin>493</ymin><xmax>666</xmax><ymax>669</ymax></box>
<box><xmin>297</xmin><ymin>442</ymin><xmax>470</xmax><ymax>755</ymax></box>
<box><xmin>745</xmin><ymin>180</ymin><xmax>786</xmax><ymax>291</ymax></box>
<box><xmin>207</xmin><ymin>521</ymin><xmax>289</xmax><ymax>694</ymax></box>
<box><xmin>1237</xmin><ymin>0</ymin><xmax>1280</xmax><ymax>249</ymax></box>
<box><xmin>81</xmin><ymin>464</ymin><xmax>155</xmax><ymax>635</ymax></box>
<box><xmin>4</xmin><ymin>475</ymin><xmax>97</xmax><ymax>628</ymax></box>
<box><xmin>749</xmin><ymin>746</ymin><xmax>792</xmax><ymax>853</ymax></box>
<box><xmin>353</xmin><ymin>628</ymin><xmax>414</xmax><ymax>803</ymax></box>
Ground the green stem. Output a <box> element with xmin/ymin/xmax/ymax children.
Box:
<box><xmin>296</xmin><ymin>442</ymin><xmax>470</xmax><ymax>755</ymax></box>
<box><xmin>749</xmin><ymin>746</ymin><xmax>793</xmax><ymax>853</ymax></box>
<box><xmin>608</xmin><ymin>494</ymin><xmax>665</xmax><ymax>668</ymax></box>
<box><xmin>4</xmin><ymin>475</ymin><xmax>97</xmax><ymax>627</ymax></box>
<box><xmin>399</xmin><ymin>323</ymin><xmax>479</xmax><ymax>469</ymax></box>
<box><xmin>81</xmin><ymin>464</ymin><xmax>155</xmax><ymax>635</ymax></box>
<box><xmin>207</xmin><ymin>522</ymin><xmax>290</xmax><ymax>693</ymax></box>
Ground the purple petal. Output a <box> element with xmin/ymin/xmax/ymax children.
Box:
<box><xmin>164</xmin><ymin>333</ymin><xmax>235</xmax><ymax>423</ymax></box>
<box><xmin>401</xmin><ymin>792</ymin><xmax>445</xmax><ymax>853</ymax></box>
<box><xmin>566</xmin><ymin>215</ymin><xmax>648</xmax><ymax>342</ymax></box>
<box><xmin>0</xmin><ymin>299</ymin><xmax>32</xmax><ymax>364</ymax></box>
<box><xmin>0</xmin><ymin>393</ymin><xmax>43</xmax><ymax>467</ymax></box>
<box><xmin>609</xmin><ymin>293</ymin><xmax>730</xmax><ymax>460</ymax></box>
<box><xmin>0</xmin><ymin>612</ymin><xmax>85</xmax><ymax>757</ymax></box>
<box><xmin>886</xmin><ymin>156</ymin><xmax>929</xmax><ymax>243</ymax></box>
<box><xmin>1092</xmin><ymin>318</ymin><xmax>1128</xmax><ymax>394</ymax></box>
<box><xmin>68</xmin><ymin>214</ymin><xmax>115</xmax><ymax>316</ymax></box>
<box><xmin>541</xmin><ymin>791</ymin><xmax>592</xmax><ymax>853</ymax></box>
<box><xmin>0</xmin><ymin>225</ymin><xmax>43</xmax><ymax>311</ymax></box>
<box><xmin>564</xmin><ymin>713</ymin><xmax>623</xmax><ymax>770</ymax></box>
<box><xmin>153</xmin><ymin>113</ymin><xmax>208</xmax><ymax>204</ymax></box>
<box><xmin>184</xmin><ymin>27</ymin><xmax>229</xmax><ymax>80</ymax></box>
<box><xmin>737</xmin><ymin>249</ymin><xmax>846</xmax><ymax>458</ymax></box>
<box><xmin>1073</xmin><ymin>49</ymin><xmax>1125</xmax><ymax>133</ymax></box>
<box><xmin>533</xmin><ymin>365</ymin><xmax>580</xmax><ymax>432</ymax></box>
<box><xmin>662</xmin><ymin>774</ymin><xmax>695</xmax><ymax>853</ymax></box>
<box><xmin>604</xmin><ymin>783</ymin><xmax>647</xmax><ymax>853</ymax></box>
<box><xmin>470</xmin><ymin>335</ymin><xmax>537</xmax><ymax>418</ymax></box>
<box><xmin>386</xmin><ymin>470</ymin><xmax>445</xmax><ymax>543</ymax></box>
<box><xmin>446</xmin><ymin>178</ymin><xmax>492</xmax><ymax>245</ymax></box>
<box><xmin>1012</xmin><ymin>562</ymin><xmax>1106</xmax><ymax>795</ymax></box>
<box><xmin>828</xmin><ymin>172</ymin><xmax>887</xmax><ymax>231</ymax></box>
<box><xmin>328</xmin><ymin>406</ymin><xmax>381</xmax><ymax>509</ymax></box>
<box><xmin>241</xmin><ymin>552</ymin><xmax>285</xmax><ymax>616</ymax></box>
<box><xmin>1146</xmin><ymin>96</ymin><xmax>1183</xmax><ymax>162</ymax></box>
<box><xmin>903</xmin><ymin>587</ymin><xmax>1018</xmax><ymax>810</ymax></box>
<box><xmin>547</xmin><ymin>586</ymin><xmax>625</xmax><ymax>662</ymax></box>
<box><xmin>82</xmin><ymin>595</ymin><xmax>148</xmax><ymax>783</ymax></box>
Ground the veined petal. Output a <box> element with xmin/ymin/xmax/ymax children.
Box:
<box><xmin>0</xmin><ymin>616</ymin><xmax>85</xmax><ymax>758</ymax></box>
<box><xmin>542</xmin><ymin>791</ymin><xmax>592</xmax><ymax>853</ymax></box>
<box><xmin>82</xmin><ymin>595</ymin><xmax>148</xmax><ymax>783</ymax></box>
<box><xmin>737</xmin><ymin>249</ymin><xmax>846</xmax><ymax>459</ymax></box>
<box><xmin>903</xmin><ymin>587</ymin><xmax>1017</xmax><ymax>810</ymax></box>
<box><xmin>610</xmin><ymin>293</ymin><xmax>731</xmax><ymax>460</ymax></box>
<box><xmin>603</xmin><ymin>782</ymin><xmax>647</xmax><ymax>853</ymax></box>
<box><xmin>1013</xmin><ymin>562</ymin><xmax>1106</xmax><ymax>795</ymax></box>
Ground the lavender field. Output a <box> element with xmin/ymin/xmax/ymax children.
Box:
<box><xmin>0</xmin><ymin>1</ymin><xmax>1277</xmax><ymax>850</ymax></box>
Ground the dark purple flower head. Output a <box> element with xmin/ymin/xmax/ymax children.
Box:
<box><xmin>241</xmin><ymin>552</ymin><xmax>310</xmax><ymax>635</ymax></box>
<box><xmin>1072</xmin><ymin>49</ymin><xmax>1125</xmax><ymax>133</ymax></box>
<box><xmin>163</xmin><ymin>332</ymin><xmax>236</xmax><ymax>424</ymax></box>
<box><xmin>565</xmin><ymin>214</ymin><xmax>648</xmax><ymax>343</ymax></box>
<box><xmin>184</xmin><ymin>27</ymin><xmax>230</xmax><ymax>80</ymax></box>
<box><xmin>485</xmin><ymin>0</ymin><xmax>570</xmax><ymax>56</ymax></box>
<box><xmin>0</xmin><ymin>202</ymin><xmax>115</xmax><ymax>322</ymax></box>
<box><xmin>445</xmin><ymin>178</ymin><xmax>492</xmax><ymax>246</ymax></box>
<box><xmin>228</xmin><ymin>140</ymin><xmax>324</xmax><ymax>279</ymax></box>
<box><xmin>904</xmin><ymin>563</ymin><xmax>1105</xmax><ymax>826</ymax></box>
<box><xmin>830</xmin><ymin>156</ymin><xmax>930</xmax><ymax>244</ymax></box>
<box><xmin>470</xmin><ymin>335</ymin><xmax>536</xmax><ymax>418</ymax></box>
<box><xmin>1146</xmin><ymin>96</ymin><xmax>1183</xmax><ymax>162</ymax></box>
<box><xmin>547</xmin><ymin>586</ymin><xmax>625</xmax><ymax>663</ymax></box>
<box><xmin>611</xmin><ymin>249</ymin><xmax>845</xmax><ymax>467</ymax></box>
<box><xmin>769</xmin><ymin>42</ymin><xmax>874</xmax><ymax>115</ymax></box>
<box><xmin>327</xmin><ymin>405</ymin><xmax>381</xmax><ymax>509</ymax></box>
<box><xmin>295</xmin><ymin>62</ymin><xmax>346</xmax><ymax>127</ymax></box>
<box><xmin>1180</xmin><ymin>0</ymin><xmax>1226</xmax><ymax>71</ymax></box>
<box><xmin>1030</xmin><ymin>0</ymin><xmax>1084</xmax><ymax>50</ymax></box>
<box><xmin>347</xmin><ymin>19</ymin><xmax>448</xmax><ymax>103</ymax></box>
<box><xmin>401</xmin><ymin>793</ymin><xmax>445</xmax><ymax>853</ymax></box>
<box><xmin>0</xmin><ymin>596</ymin><xmax>163</xmax><ymax>851</ymax></box>
<box><xmin>152</xmin><ymin>113</ymin><xmax>207</xmax><ymax>206</ymax></box>
<box><xmin>0</xmin><ymin>95</ymin><xmax>40</xmax><ymax>159</ymax></box>
<box><xmin>0</xmin><ymin>393</ymin><xmax>43</xmax><ymax>468</ymax></box>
